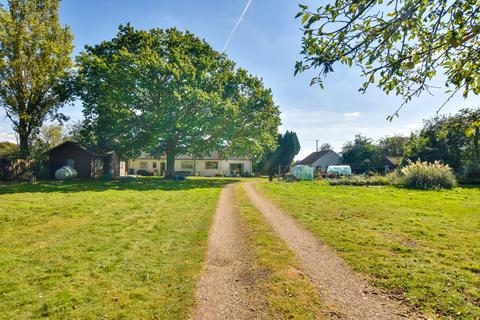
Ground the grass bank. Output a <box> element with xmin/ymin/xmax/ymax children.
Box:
<box><xmin>0</xmin><ymin>177</ymin><xmax>235</xmax><ymax>319</ymax></box>
<box><xmin>235</xmin><ymin>184</ymin><xmax>323</xmax><ymax>319</ymax></box>
<box><xmin>256</xmin><ymin>181</ymin><xmax>480</xmax><ymax>319</ymax></box>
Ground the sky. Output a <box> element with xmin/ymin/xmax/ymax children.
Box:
<box><xmin>1</xmin><ymin>0</ymin><xmax>479</xmax><ymax>160</ymax></box>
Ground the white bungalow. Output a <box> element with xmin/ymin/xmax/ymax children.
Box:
<box><xmin>127</xmin><ymin>151</ymin><xmax>252</xmax><ymax>177</ymax></box>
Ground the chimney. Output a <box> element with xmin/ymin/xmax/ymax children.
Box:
<box><xmin>316</xmin><ymin>139</ymin><xmax>319</xmax><ymax>152</ymax></box>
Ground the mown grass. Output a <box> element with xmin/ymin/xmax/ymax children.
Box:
<box><xmin>256</xmin><ymin>181</ymin><xmax>480</xmax><ymax>320</ymax></box>
<box><xmin>235</xmin><ymin>184</ymin><xmax>324</xmax><ymax>319</ymax></box>
<box><xmin>0</xmin><ymin>177</ymin><xmax>235</xmax><ymax>319</ymax></box>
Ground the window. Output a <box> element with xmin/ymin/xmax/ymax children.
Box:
<box><xmin>205</xmin><ymin>161</ymin><xmax>218</xmax><ymax>169</ymax></box>
<box><xmin>181</xmin><ymin>160</ymin><xmax>194</xmax><ymax>170</ymax></box>
<box><xmin>140</xmin><ymin>162</ymin><xmax>148</xmax><ymax>169</ymax></box>
<box><xmin>66</xmin><ymin>159</ymin><xmax>75</xmax><ymax>168</ymax></box>
<box><xmin>153</xmin><ymin>162</ymin><xmax>157</xmax><ymax>169</ymax></box>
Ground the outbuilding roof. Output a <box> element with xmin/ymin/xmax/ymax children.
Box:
<box><xmin>384</xmin><ymin>156</ymin><xmax>402</xmax><ymax>166</ymax></box>
<box><xmin>296</xmin><ymin>150</ymin><xmax>337</xmax><ymax>165</ymax></box>
<box><xmin>49</xmin><ymin>141</ymin><xmax>113</xmax><ymax>157</ymax></box>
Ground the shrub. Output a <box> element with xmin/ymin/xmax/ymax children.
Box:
<box><xmin>462</xmin><ymin>160</ymin><xmax>480</xmax><ymax>184</ymax></box>
<box><xmin>386</xmin><ymin>170</ymin><xmax>402</xmax><ymax>185</ymax></box>
<box><xmin>329</xmin><ymin>175</ymin><xmax>389</xmax><ymax>186</ymax></box>
<box><xmin>136</xmin><ymin>169</ymin><xmax>153</xmax><ymax>176</ymax></box>
<box><xmin>399</xmin><ymin>160</ymin><xmax>457</xmax><ymax>190</ymax></box>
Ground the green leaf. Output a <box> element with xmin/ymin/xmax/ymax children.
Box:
<box><xmin>302</xmin><ymin>13</ymin><xmax>311</xmax><ymax>24</ymax></box>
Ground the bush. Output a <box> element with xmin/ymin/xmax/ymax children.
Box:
<box><xmin>136</xmin><ymin>169</ymin><xmax>153</xmax><ymax>176</ymax></box>
<box><xmin>399</xmin><ymin>160</ymin><xmax>457</xmax><ymax>190</ymax></box>
<box><xmin>462</xmin><ymin>160</ymin><xmax>480</xmax><ymax>184</ymax></box>
<box><xmin>329</xmin><ymin>175</ymin><xmax>389</xmax><ymax>186</ymax></box>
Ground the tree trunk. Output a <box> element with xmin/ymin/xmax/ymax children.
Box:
<box><xmin>18</xmin><ymin>128</ymin><xmax>30</xmax><ymax>159</ymax></box>
<box><xmin>268</xmin><ymin>167</ymin><xmax>274</xmax><ymax>181</ymax></box>
<box><xmin>165</xmin><ymin>151</ymin><xmax>175</xmax><ymax>179</ymax></box>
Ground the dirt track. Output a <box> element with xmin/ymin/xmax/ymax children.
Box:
<box><xmin>191</xmin><ymin>184</ymin><xmax>265</xmax><ymax>320</ymax></box>
<box><xmin>243</xmin><ymin>182</ymin><xmax>422</xmax><ymax>320</ymax></box>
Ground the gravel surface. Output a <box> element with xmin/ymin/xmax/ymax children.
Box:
<box><xmin>244</xmin><ymin>182</ymin><xmax>424</xmax><ymax>320</ymax></box>
<box><xmin>191</xmin><ymin>184</ymin><xmax>266</xmax><ymax>320</ymax></box>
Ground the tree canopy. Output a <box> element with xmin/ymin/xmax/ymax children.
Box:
<box><xmin>341</xmin><ymin>134</ymin><xmax>383</xmax><ymax>173</ymax></box>
<box><xmin>296</xmin><ymin>1</ymin><xmax>480</xmax><ymax>117</ymax></box>
<box><xmin>378</xmin><ymin>135</ymin><xmax>409</xmax><ymax>157</ymax></box>
<box><xmin>0</xmin><ymin>0</ymin><xmax>73</xmax><ymax>158</ymax></box>
<box><xmin>404</xmin><ymin>108</ymin><xmax>480</xmax><ymax>171</ymax></box>
<box><xmin>76</xmin><ymin>25</ymin><xmax>280</xmax><ymax>177</ymax></box>
<box><xmin>319</xmin><ymin>143</ymin><xmax>332</xmax><ymax>151</ymax></box>
<box><xmin>0</xmin><ymin>141</ymin><xmax>18</xmax><ymax>159</ymax></box>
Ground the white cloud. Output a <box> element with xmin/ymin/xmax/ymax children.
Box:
<box><xmin>343</xmin><ymin>112</ymin><xmax>360</xmax><ymax>120</ymax></box>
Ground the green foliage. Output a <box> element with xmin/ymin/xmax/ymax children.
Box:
<box><xmin>295</xmin><ymin>1</ymin><xmax>480</xmax><ymax>115</ymax></box>
<box><xmin>255</xmin><ymin>131</ymin><xmax>300</xmax><ymax>177</ymax></box>
<box><xmin>29</xmin><ymin>123</ymin><xmax>65</xmax><ymax>165</ymax></box>
<box><xmin>377</xmin><ymin>135</ymin><xmax>409</xmax><ymax>157</ymax></box>
<box><xmin>319</xmin><ymin>142</ymin><xmax>331</xmax><ymax>151</ymax></box>
<box><xmin>76</xmin><ymin>25</ymin><xmax>280</xmax><ymax>178</ymax></box>
<box><xmin>462</xmin><ymin>159</ymin><xmax>480</xmax><ymax>184</ymax></box>
<box><xmin>0</xmin><ymin>141</ymin><xmax>19</xmax><ymax>159</ymax></box>
<box><xmin>0</xmin><ymin>0</ymin><xmax>74</xmax><ymax>158</ymax></box>
<box><xmin>404</xmin><ymin>108</ymin><xmax>480</xmax><ymax>171</ymax></box>
<box><xmin>136</xmin><ymin>169</ymin><xmax>153</xmax><ymax>177</ymax></box>
<box><xmin>399</xmin><ymin>160</ymin><xmax>457</xmax><ymax>190</ymax></box>
<box><xmin>341</xmin><ymin>134</ymin><xmax>383</xmax><ymax>173</ymax></box>
<box><xmin>329</xmin><ymin>175</ymin><xmax>389</xmax><ymax>186</ymax></box>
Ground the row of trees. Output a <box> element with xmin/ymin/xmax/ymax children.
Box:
<box><xmin>405</xmin><ymin>108</ymin><xmax>479</xmax><ymax>182</ymax></box>
<box><xmin>340</xmin><ymin>108</ymin><xmax>480</xmax><ymax>182</ymax></box>
<box><xmin>341</xmin><ymin>134</ymin><xmax>409</xmax><ymax>172</ymax></box>
<box><xmin>0</xmin><ymin>0</ymin><xmax>281</xmax><ymax>178</ymax></box>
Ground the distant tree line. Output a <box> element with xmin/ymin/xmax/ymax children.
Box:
<box><xmin>341</xmin><ymin>134</ymin><xmax>409</xmax><ymax>173</ymax></box>
<box><xmin>340</xmin><ymin>108</ymin><xmax>480</xmax><ymax>183</ymax></box>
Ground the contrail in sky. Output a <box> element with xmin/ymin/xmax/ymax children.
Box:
<box><xmin>222</xmin><ymin>0</ymin><xmax>252</xmax><ymax>52</ymax></box>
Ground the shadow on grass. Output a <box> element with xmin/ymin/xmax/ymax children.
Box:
<box><xmin>0</xmin><ymin>177</ymin><xmax>241</xmax><ymax>195</ymax></box>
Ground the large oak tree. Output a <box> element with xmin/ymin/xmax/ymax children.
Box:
<box><xmin>0</xmin><ymin>0</ymin><xmax>73</xmax><ymax>158</ymax></box>
<box><xmin>76</xmin><ymin>25</ymin><xmax>280</xmax><ymax>178</ymax></box>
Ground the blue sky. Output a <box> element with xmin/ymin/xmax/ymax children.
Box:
<box><xmin>1</xmin><ymin>0</ymin><xmax>479</xmax><ymax>159</ymax></box>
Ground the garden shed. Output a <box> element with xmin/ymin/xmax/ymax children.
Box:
<box><xmin>49</xmin><ymin>141</ymin><xmax>125</xmax><ymax>179</ymax></box>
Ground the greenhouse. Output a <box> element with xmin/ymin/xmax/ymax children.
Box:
<box><xmin>326</xmin><ymin>165</ymin><xmax>352</xmax><ymax>176</ymax></box>
<box><xmin>291</xmin><ymin>165</ymin><xmax>314</xmax><ymax>180</ymax></box>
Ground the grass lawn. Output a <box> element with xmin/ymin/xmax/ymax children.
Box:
<box><xmin>256</xmin><ymin>181</ymin><xmax>480</xmax><ymax>320</ymax></box>
<box><xmin>0</xmin><ymin>177</ymin><xmax>235</xmax><ymax>319</ymax></box>
<box><xmin>235</xmin><ymin>184</ymin><xmax>323</xmax><ymax>319</ymax></box>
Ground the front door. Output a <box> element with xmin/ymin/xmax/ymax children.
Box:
<box><xmin>160</xmin><ymin>162</ymin><xmax>166</xmax><ymax>176</ymax></box>
<box><xmin>229</xmin><ymin>163</ymin><xmax>244</xmax><ymax>176</ymax></box>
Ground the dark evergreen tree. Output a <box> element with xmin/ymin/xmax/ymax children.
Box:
<box><xmin>255</xmin><ymin>131</ymin><xmax>300</xmax><ymax>180</ymax></box>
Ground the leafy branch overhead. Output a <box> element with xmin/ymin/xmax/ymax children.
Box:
<box><xmin>295</xmin><ymin>0</ymin><xmax>480</xmax><ymax>118</ymax></box>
